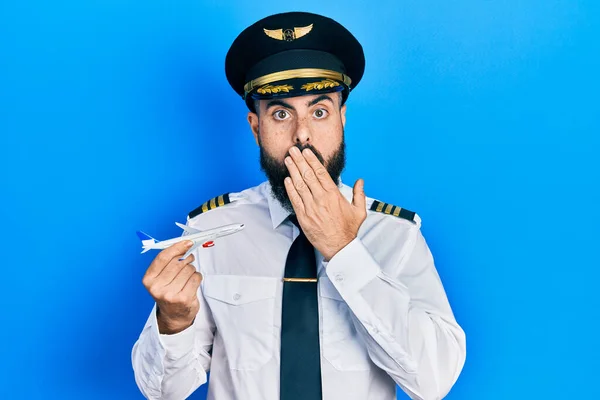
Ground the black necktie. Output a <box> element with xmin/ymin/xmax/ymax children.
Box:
<box><xmin>279</xmin><ymin>215</ymin><xmax>322</xmax><ymax>400</ymax></box>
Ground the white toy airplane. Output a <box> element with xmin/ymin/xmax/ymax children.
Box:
<box><xmin>136</xmin><ymin>222</ymin><xmax>245</xmax><ymax>260</ymax></box>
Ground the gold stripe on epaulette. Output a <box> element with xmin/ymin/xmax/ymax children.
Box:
<box><xmin>370</xmin><ymin>200</ymin><xmax>416</xmax><ymax>224</ymax></box>
<box><xmin>188</xmin><ymin>193</ymin><xmax>232</xmax><ymax>219</ymax></box>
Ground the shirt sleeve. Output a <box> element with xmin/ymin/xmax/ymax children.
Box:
<box><xmin>131</xmin><ymin>278</ymin><xmax>216</xmax><ymax>400</ymax></box>
<box><xmin>324</xmin><ymin>225</ymin><xmax>466</xmax><ymax>400</ymax></box>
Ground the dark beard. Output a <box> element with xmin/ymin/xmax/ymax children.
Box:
<box><xmin>259</xmin><ymin>135</ymin><xmax>346</xmax><ymax>213</ymax></box>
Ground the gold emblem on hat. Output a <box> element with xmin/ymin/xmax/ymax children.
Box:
<box><xmin>257</xmin><ymin>84</ymin><xmax>294</xmax><ymax>94</ymax></box>
<box><xmin>263</xmin><ymin>24</ymin><xmax>313</xmax><ymax>42</ymax></box>
<box><xmin>301</xmin><ymin>79</ymin><xmax>340</xmax><ymax>91</ymax></box>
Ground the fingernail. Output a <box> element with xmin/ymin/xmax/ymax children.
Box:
<box><xmin>302</xmin><ymin>148</ymin><xmax>311</xmax><ymax>156</ymax></box>
<box><xmin>290</xmin><ymin>147</ymin><xmax>299</xmax><ymax>155</ymax></box>
<box><xmin>284</xmin><ymin>177</ymin><xmax>292</xmax><ymax>184</ymax></box>
<box><xmin>285</xmin><ymin>156</ymin><xmax>292</xmax><ymax>164</ymax></box>
<box><xmin>184</xmin><ymin>240</ymin><xmax>193</xmax><ymax>247</ymax></box>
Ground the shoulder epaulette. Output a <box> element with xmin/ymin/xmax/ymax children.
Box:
<box><xmin>370</xmin><ymin>200</ymin><xmax>416</xmax><ymax>224</ymax></box>
<box><xmin>188</xmin><ymin>193</ymin><xmax>232</xmax><ymax>219</ymax></box>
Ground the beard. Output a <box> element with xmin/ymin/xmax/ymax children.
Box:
<box><xmin>258</xmin><ymin>133</ymin><xmax>346</xmax><ymax>213</ymax></box>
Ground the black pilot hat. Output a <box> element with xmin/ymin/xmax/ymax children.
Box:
<box><xmin>225</xmin><ymin>11</ymin><xmax>365</xmax><ymax>112</ymax></box>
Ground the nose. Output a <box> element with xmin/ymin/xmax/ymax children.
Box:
<box><xmin>293</xmin><ymin>117</ymin><xmax>312</xmax><ymax>145</ymax></box>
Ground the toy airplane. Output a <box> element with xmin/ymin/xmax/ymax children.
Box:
<box><xmin>136</xmin><ymin>222</ymin><xmax>245</xmax><ymax>260</ymax></box>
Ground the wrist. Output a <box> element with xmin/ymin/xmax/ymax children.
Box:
<box><xmin>325</xmin><ymin>234</ymin><xmax>357</xmax><ymax>262</ymax></box>
<box><xmin>156</xmin><ymin>306</ymin><xmax>194</xmax><ymax>334</ymax></box>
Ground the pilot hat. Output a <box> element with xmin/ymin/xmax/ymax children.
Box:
<box><xmin>225</xmin><ymin>11</ymin><xmax>365</xmax><ymax>111</ymax></box>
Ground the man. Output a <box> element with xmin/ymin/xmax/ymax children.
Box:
<box><xmin>131</xmin><ymin>11</ymin><xmax>466</xmax><ymax>400</ymax></box>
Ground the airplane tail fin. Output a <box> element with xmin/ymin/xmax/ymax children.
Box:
<box><xmin>136</xmin><ymin>231</ymin><xmax>158</xmax><ymax>253</ymax></box>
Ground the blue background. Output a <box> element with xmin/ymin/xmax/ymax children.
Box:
<box><xmin>1</xmin><ymin>0</ymin><xmax>598</xmax><ymax>398</ymax></box>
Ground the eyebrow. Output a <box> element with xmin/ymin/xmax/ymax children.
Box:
<box><xmin>265</xmin><ymin>99</ymin><xmax>296</xmax><ymax>112</ymax></box>
<box><xmin>307</xmin><ymin>94</ymin><xmax>334</xmax><ymax>107</ymax></box>
<box><xmin>264</xmin><ymin>94</ymin><xmax>335</xmax><ymax>112</ymax></box>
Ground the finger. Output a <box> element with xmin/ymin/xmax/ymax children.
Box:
<box><xmin>145</xmin><ymin>240</ymin><xmax>193</xmax><ymax>279</ymax></box>
<box><xmin>284</xmin><ymin>176</ymin><xmax>306</xmax><ymax>216</ymax></box>
<box><xmin>155</xmin><ymin>253</ymin><xmax>195</xmax><ymax>288</ymax></box>
<box><xmin>288</xmin><ymin>147</ymin><xmax>326</xmax><ymax>197</ymax></box>
<box><xmin>181</xmin><ymin>271</ymin><xmax>203</xmax><ymax>297</ymax></box>
<box><xmin>301</xmin><ymin>148</ymin><xmax>338</xmax><ymax>191</ymax></box>
<box><xmin>352</xmin><ymin>178</ymin><xmax>366</xmax><ymax>211</ymax></box>
<box><xmin>285</xmin><ymin>155</ymin><xmax>316</xmax><ymax>207</ymax></box>
<box><xmin>168</xmin><ymin>263</ymin><xmax>197</xmax><ymax>293</ymax></box>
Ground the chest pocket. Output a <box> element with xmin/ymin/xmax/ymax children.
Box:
<box><xmin>203</xmin><ymin>275</ymin><xmax>278</xmax><ymax>371</ymax></box>
<box><xmin>319</xmin><ymin>277</ymin><xmax>372</xmax><ymax>371</ymax></box>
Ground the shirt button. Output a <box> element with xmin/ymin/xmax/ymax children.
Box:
<box><xmin>335</xmin><ymin>273</ymin><xmax>344</xmax><ymax>282</ymax></box>
<box><xmin>372</xmin><ymin>327</ymin><xmax>379</xmax><ymax>334</ymax></box>
<box><xmin>233</xmin><ymin>293</ymin><xmax>241</xmax><ymax>301</ymax></box>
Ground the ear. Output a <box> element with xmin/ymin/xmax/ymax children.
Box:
<box><xmin>247</xmin><ymin>111</ymin><xmax>259</xmax><ymax>146</ymax></box>
<box><xmin>340</xmin><ymin>103</ymin><xmax>347</xmax><ymax>128</ymax></box>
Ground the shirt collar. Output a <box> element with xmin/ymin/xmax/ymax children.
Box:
<box><xmin>263</xmin><ymin>177</ymin><xmax>354</xmax><ymax>230</ymax></box>
<box><xmin>264</xmin><ymin>181</ymin><xmax>291</xmax><ymax>230</ymax></box>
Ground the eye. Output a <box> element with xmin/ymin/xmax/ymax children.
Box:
<box><xmin>273</xmin><ymin>109</ymin><xmax>290</xmax><ymax>121</ymax></box>
<box><xmin>313</xmin><ymin>108</ymin><xmax>329</xmax><ymax>119</ymax></box>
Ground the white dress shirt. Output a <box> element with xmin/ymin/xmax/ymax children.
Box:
<box><xmin>131</xmin><ymin>180</ymin><xmax>466</xmax><ymax>400</ymax></box>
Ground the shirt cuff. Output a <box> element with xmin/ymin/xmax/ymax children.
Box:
<box><xmin>325</xmin><ymin>238</ymin><xmax>381</xmax><ymax>294</ymax></box>
<box><xmin>150</xmin><ymin>305</ymin><xmax>196</xmax><ymax>358</ymax></box>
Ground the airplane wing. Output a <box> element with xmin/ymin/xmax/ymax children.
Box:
<box><xmin>176</xmin><ymin>222</ymin><xmax>202</xmax><ymax>234</ymax></box>
<box><xmin>181</xmin><ymin>241</ymin><xmax>202</xmax><ymax>260</ymax></box>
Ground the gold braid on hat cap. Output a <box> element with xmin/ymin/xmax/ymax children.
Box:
<box><xmin>244</xmin><ymin>68</ymin><xmax>352</xmax><ymax>97</ymax></box>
